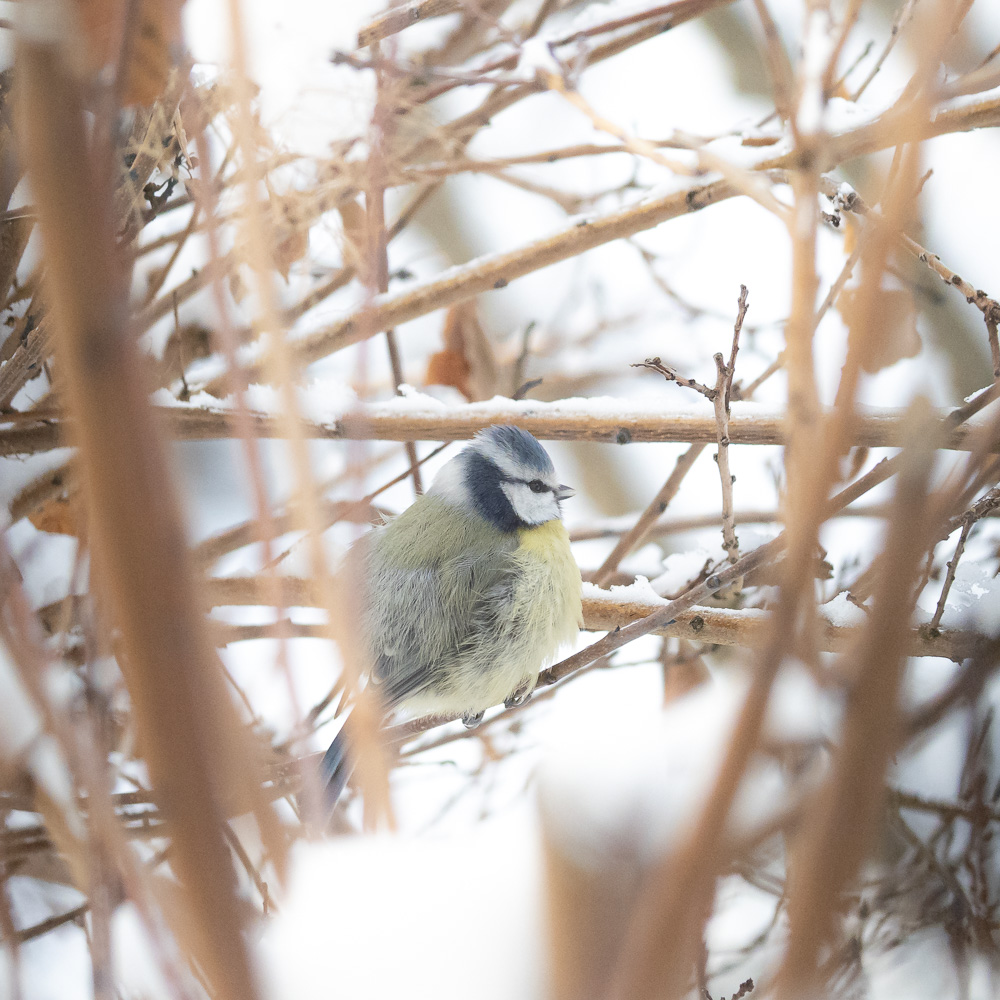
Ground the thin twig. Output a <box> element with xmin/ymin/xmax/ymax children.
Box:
<box><xmin>850</xmin><ymin>0</ymin><xmax>918</xmax><ymax>102</ymax></box>
<box><xmin>16</xmin><ymin>903</ymin><xmax>89</xmax><ymax>944</ymax></box>
<box><xmin>592</xmin><ymin>444</ymin><xmax>705</xmax><ymax>587</ymax></box>
<box><xmin>749</xmin><ymin>0</ymin><xmax>794</xmax><ymax>123</ymax></box>
<box><xmin>821</xmin><ymin>178</ymin><xmax>1000</xmax><ymax>375</ymax></box>
<box><xmin>199</xmin><ymin>177</ymin><xmax>745</xmax><ymax>393</ymax></box>
<box><xmin>358</xmin><ymin>0</ymin><xmax>461</xmax><ymax>48</ymax></box>
<box><xmin>631</xmin><ymin>357</ymin><xmax>716</xmax><ymax>399</ymax></box>
<box><xmin>368</xmin><ymin>58</ymin><xmax>423</xmax><ymax>495</ymax></box>
<box><xmin>222</xmin><ymin>823</ymin><xmax>276</xmax><ymax>916</ymax></box>
<box><xmin>713</xmin><ymin>286</ymin><xmax>749</xmax><ymax>575</ymax></box>
<box><xmin>928</xmin><ymin>518</ymin><xmax>972</xmax><ymax>632</ymax></box>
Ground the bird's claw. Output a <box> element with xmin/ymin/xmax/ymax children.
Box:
<box><xmin>462</xmin><ymin>711</ymin><xmax>484</xmax><ymax>729</ymax></box>
<box><xmin>504</xmin><ymin>683</ymin><xmax>533</xmax><ymax>710</ymax></box>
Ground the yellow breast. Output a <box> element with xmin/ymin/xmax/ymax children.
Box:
<box><xmin>516</xmin><ymin>519</ymin><xmax>583</xmax><ymax>634</ymax></box>
<box><xmin>517</xmin><ymin>517</ymin><xmax>572</xmax><ymax>558</ymax></box>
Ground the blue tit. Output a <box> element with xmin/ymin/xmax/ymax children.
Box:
<box><xmin>321</xmin><ymin>424</ymin><xmax>582</xmax><ymax>808</ymax></box>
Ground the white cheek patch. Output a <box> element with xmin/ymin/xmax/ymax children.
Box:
<box><xmin>503</xmin><ymin>482</ymin><xmax>560</xmax><ymax>525</ymax></box>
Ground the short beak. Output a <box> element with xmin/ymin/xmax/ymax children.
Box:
<box><xmin>555</xmin><ymin>484</ymin><xmax>575</xmax><ymax>501</ymax></box>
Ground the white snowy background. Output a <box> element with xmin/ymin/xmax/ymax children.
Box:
<box><xmin>3</xmin><ymin>0</ymin><xmax>1000</xmax><ymax>997</ymax></box>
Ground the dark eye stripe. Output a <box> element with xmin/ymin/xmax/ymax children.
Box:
<box><xmin>499</xmin><ymin>473</ymin><xmax>552</xmax><ymax>493</ymax></box>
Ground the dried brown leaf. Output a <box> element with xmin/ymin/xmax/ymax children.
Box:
<box><xmin>28</xmin><ymin>493</ymin><xmax>80</xmax><ymax>537</ymax></box>
<box><xmin>337</xmin><ymin>197</ymin><xmax>368</xmax><ymax>274</ymax></box>
<box><xmin>837</xmin><ymin>283</ymin><xmax>921</xmax><ymax>374</ymax></box>
<box><xmin>74</xmin><ymin>0</ymin><xmax>184</xmax><ymax>106</ymax></box>
<box><xmin>425</xmin><ymin>346</ymin><xmax>471</xmax><ymax>397</ymax></box>
<box><xmin>274</xmin><ymin>226</ymin><xmax>309</xmax><ymax>281</ymax></box>
<box><xmin>424</xmin><ymin>302</ymin><xmax>498</xmax><ymax>400</ymax></box>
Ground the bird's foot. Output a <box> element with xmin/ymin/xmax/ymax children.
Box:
<box><xmin>462</xmin><ymin>711</ymin><xmax>484</xmax><ymax>729</ymax></box>
<box><xmin>504</xmin><ymin>682</ymin><xmax>533</xmax><ymax>710</ymax></box>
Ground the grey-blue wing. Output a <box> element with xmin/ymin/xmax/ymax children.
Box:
<box><xmin>320</xmin><ymin>729</ymin><xmax>351</xmax><ymax>808</ymax></box>
<box><xmin>365</xmin><ymin>544</ymin><xmax>518</xmax><ymax>709</ymax></box>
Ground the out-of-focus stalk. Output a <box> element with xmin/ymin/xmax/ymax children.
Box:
<box><xmin>16</xmin><ymin>12</ymin><xmax>265</xmax><ymax>1000</ymax></box>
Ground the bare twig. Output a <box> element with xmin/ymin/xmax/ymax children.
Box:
<box><xmin>224</xmin><ymin>0</ymin><xmax>393</xmax><ymax>826</ymax></box>
<box><xmin>928</xmin><ymin>518</ymin><xmax>972</xmax><ymax>632</ymax></box>
<box><xmin>823</xmin><ymin>178</ymin><xmax>1000</xmax><ymax>378</ymax></box>
<box><xmin>927</xmin><ymin>485</ymin><xmax>1000</xmax><ymax>632</ymax></box>
<box><xmin>851</xmin><ymin>0</ymin><xmax>918</xmax><ymax>102</ymax></box>
<box><xmin>631</xmin><ymin>357</ymin><xmax>716</xmax><ymax>399</ymax></box>
<box><xmin>358</xmin><ymin>0</ymin><xmax>461</xmax><ymax>47</ymax></box>
<box><xmin>368</xmin><ymin>59</ymin><xmax>422</xmax><ymax>495</ymax></box>
<box><xmin>713</xmin><ymin>286</ymin><xmax>749</xmax><ymax>573</ymax></box>
<box><xmin>592</xmin><ymin>444</ymin><xmax>705</xmax><ymax>587</ymax></box>
<box><xmin>199</xmin><ymin>177</ymin><xmax>745</xmax><ymax>393</ymax></box>
<box><xmin>18</xmin><ymin>32</ymin><xmax>266</xmax><ymax>1000</ymax></box>
<box><xmin>15</xmin><ymin>903</ymin><xmax>89</xmax><ymax>944</ymax></box>
<box><xmin>749</xmin><ymin>0</ymin><xmax>794</xmax><ymax>123</ymax></box>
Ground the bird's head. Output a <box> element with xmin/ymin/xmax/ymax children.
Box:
<box><xmin>430</xmin><ymin>425</ymin><xmax>574</xmax><ymax>532</ymax></box>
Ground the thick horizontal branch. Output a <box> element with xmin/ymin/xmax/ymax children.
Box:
<box><xmin>194</xmin><ymin>578</ymin><xmax>982</xmax><ymax>661</ymax></box>
<box><xmin>1</xmin><ymin>400</ymin><xmax>989</xmax><ymax>457</ymax></box>
<box><xmin>581</xmin><ymin>593</ymin><xmax>981</xmax><ymax>662</ymax></box>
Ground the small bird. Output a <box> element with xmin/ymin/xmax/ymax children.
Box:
<box><xmin>321</xmin><ymin>424</ymin><xmax>582</xmax><ymax>808</ymax></box>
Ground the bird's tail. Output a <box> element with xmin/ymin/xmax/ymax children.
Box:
<box><xmin>320</xmin><ymin>729</ymin><xmax>355</xmax><ymax>812</ymax></box>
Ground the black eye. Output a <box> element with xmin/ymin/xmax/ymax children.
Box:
<box><xmin>528</xmin><ymin>479</ymin><xmax>547</xmax><ymax>493</ymax></box>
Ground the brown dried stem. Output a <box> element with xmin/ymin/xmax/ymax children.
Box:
<box><xmin>224</xmin><ymin>0</ymin><xmax>393</xmax><ymax>826</ymax></box>
<box><xmin>713</xmin><ymin>286</ymin><xmax>749</xmax><ymax>572</ymax></box>
<box><xmin>369</xmin><ymin>59</ymin><xmax>422</xmax><ymax>496</ymax></box>
<box><xmin>749</xmin><ymin>0</ymin><xmax>794</xmax><ymax>123</ymax></box>
<box><xmin>358</xmin><ymin>0</ymin><xmax>461</xmax><ymax>47</ymax></box>
<box><xmin>775</xmin><ymin>408</ymin><xmax>938</xmax><ymax>998</ymax></box>
<box><xmin>17</xmin><ymin>31</ymin><xmax>264</xmax><ymax>1000</ymax></box>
